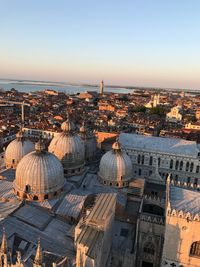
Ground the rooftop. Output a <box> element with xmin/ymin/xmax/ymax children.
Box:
<box><xmin>119</xmin><ymin>133</ymin><xmax>200</xmax><ymax>157</ymax></box>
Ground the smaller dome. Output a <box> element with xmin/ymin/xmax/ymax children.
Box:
<box><xmin>5</xmin><ymin>131</ymin><xmax>34</xmax><ymax>169</ymax></box>
<box><xmin>98</xmin><ymin>141</ymin><xmax>133</xmax><ymax>188</ymax></box>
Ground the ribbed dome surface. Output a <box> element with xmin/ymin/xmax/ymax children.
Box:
<box><xmin>48</xmin><ymin>132</ymin><xmax>85</xmax><ymax>176</ymax></box>
<box><xmin>98</xmin><ymin>143</ymin><xmax>133</xmax><ymax>187</ymax></box>
<box><xmin>14</xmin><ymin>150</ymin><xmax>65</xmax><ymax>198</ymax></box>
<box><xmin>5</xmin><ymin>137</ymin><xmax>34</xmax><ymax>169</ymax></box>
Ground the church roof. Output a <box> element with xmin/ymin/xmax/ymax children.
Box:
<box><xmin>119</xmin><ymin>133</ymin><xmax>200</xmax><ymax>157</ymax></box>
<box><xmin>170</xmin><ymin>186</ymin><xmax>200</xmax><ymax>216</ymax></box>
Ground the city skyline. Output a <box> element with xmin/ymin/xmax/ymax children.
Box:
<box><xmin>1</xmin><ymin>0</ymin><xmax>200</xmax><ymax>89</ymax></box>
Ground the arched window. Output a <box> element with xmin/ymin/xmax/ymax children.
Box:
<box><xmin>158</xmin><ymin>157</ymin><xmax>161</xmax><ymax>167</ymax></box>
<box><xmin>196</xmin><ymin>166</ymin><xmax>200</xmax><ymax>174</ymax></box>
<box><xmin>143</xmin><ymin>242</ymin><xmax>155</xmax><ymax>256</ymax></box>
<box><xmin>25</xmin><ymin>185</ymin><xmax>30</xmax><ymax>193</ymax></box>
<box><xmin>138</xmin><ymin>154</ymin><xmax>141</xmax><ymax>164</ymax></box>
<box><xmin>175</xmin><ymin>160</ymin><xmax>179</xmax><ymax>170</ymax></box>
<box><xmin>170</xmin><ymin>159</ymin><xmax>173</xmax><ymax>169</ymax></box>
<box><xmin>180</xmin><ymin>161</ymin><xmax>183</xmax><ymax>171</ymax></box>
<box><xmin>190</xmin><ymin>162</ymin><xmax>194</xmax><ymax>172</ymax></box>
<box><xmin>190</xmin><ymin>241</ymin><xmax>200</xmax><ymax>257</ymax></box>
<box><xmin>142</xmin><ymin>155</ymin><xmax>144</xmax><ymax>164</ymax></box>
<box><xmin>186</xmin><ymin>162</ymin><xmax>190</xmax><ymax>172</ymax></box>
<box><xmin>149</xmin><ymin>156</ymin><xmax>153</xmax><ymax>166</ymax></box>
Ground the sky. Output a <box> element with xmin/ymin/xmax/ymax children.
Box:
<box><xmin>0</xmin><ymin>0</ymin><xmax>200</xmax><ymax>89</ymax></box>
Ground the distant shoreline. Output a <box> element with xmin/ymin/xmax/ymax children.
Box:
<box><xmin>0</xmin><ymin>78</ymin><xmax>199</xmax><ymax>93</ymax></box>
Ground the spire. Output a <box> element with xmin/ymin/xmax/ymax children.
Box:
<box><xmin>1</xmin><ymin>228</ymin><xmax>7</xmax><ymax>254</ymax></box>
<box><xmin>166</xmin><ymin>173</ymin><xmax>171</xmax><ymax>214</ymax></box>
<box><xmin>34</xmin><ymin>238</ymin><xmax>43</xmax><ymax>266</ymax></box>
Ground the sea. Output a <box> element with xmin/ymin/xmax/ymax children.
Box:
<box><xmin>0</xmin><ymin>79</ymin><xmax>133</xmax><ymax>95</ymax></box>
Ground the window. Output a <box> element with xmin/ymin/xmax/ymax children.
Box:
<box><xmin>170</xmin><ymin>159</ymin><xmax>173</xmax><ymax>169</ymax></box>
<box><xmin>143</xmin><ymin>242</ymin><xmax>155</xmax><ymax>256</ymax></box>
<box><xmin>190</xmin><ymin>241</ymin><xmax>200</xmax><ymax>257</ymax></box>
<box><xmin>141</xmin><ymin>155</ymin><xmax>144</xmax><ymax>164</ymax></box>
<box><xmin>196</xmin><ymin>166</ymin><xmax>200</xmax><ymax>174</ymax></box>
<box><xmin>25</xmin><ymin>185</ymin><xmax>30</xmax><ymax>193</ymax></box>
<box><xmin>44</xmin><ymin>194</ymin><xmax>48</xmax><ymax>200</ymax></box>
<box><xmin>33</xmin><ymin>196</ymin><xmax>38</xmax><ymax>200</ymax></box>
<box><xmin>190</xmin><ymin>162</ymin><xmax>194</xmax><ymax>172</ymax></box>
<box><xmin>138</xmin><ymin>154</ymin><xmax>141</xmax><ymax>164</ymax></box>
<box><xmin>139</xmin><ymin>169</ymin><xmax>141</xmax><ymax>176</ymax></box>
<box><xmin>186</xmin><ymin>162</ymin><xmax>190</xmax><ymax>172</ymax></box>
<box><xmin>180</xmin><ymin>161</ymin><xmax>183</xmax><ymax>171</ymax></box>
<box><xmin>175</xmin><ymin>160</ymin><xmax>179</xmax><ymax>170</ymax></box>
<box><xmin>149</xmin><ymin>156</ymin><xmax>153</xmax><ymax>166</ymax></box>
<box><xmin>158</xmin><ymin>157</ymin><xmax>161</xmax><ymax>167</ymax></box>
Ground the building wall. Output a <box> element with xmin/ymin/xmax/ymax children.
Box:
<box><xmin>162</xmin><ymin>215</ymin><xmax>200</xmax><ymax>267</ymax></box>
<box><xmin>136</xmin><ymin>220</ymin><xmax>165</xmax><ymax>267</ymax></box>
<box><xmin>123</xmin><ymin>148</ymin><xmax>200</xmax><ymax>186</ymax></box>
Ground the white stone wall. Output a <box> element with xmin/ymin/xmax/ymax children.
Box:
<box><xmin>123</xmin><ymin>148</ymin><xmax>200</xmax><ymax>186</ymax></box>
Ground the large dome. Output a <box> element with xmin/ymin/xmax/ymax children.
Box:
<box><xmin>5</xmin><ymin>130</ymin><xmax>34</xmax><ymax>169</ymax></box>
<box><xmin>14</xmin><ymin>141</ymin><xmax>65</xmax><ymax>201</ymax></box>
<box><xmin>98</xmin><ymin>141</ymin><xmax>133</xmax><ymax>187</ymax></box>
<box><xmin>48</xmin><ymin>118</ymin><xmax>85</xmax><ymax>176</ymax></box>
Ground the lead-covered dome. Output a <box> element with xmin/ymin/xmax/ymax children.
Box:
<box><xmin>5</xmin><ymin>130</ymin><xmax>34</xmax><ymax>169</ymax></box>
<box><xmin>48</xmin><ymin>117</ymin><xmax>85</xmax><ymax>177</ymax></box>
<box><xmin>14</xmin><ymin>140</ymin><xmax>65</xmax><ymax>201</ymax></box>
<box><xmin>98</xmin><ymin>141</ymin><xmax>133</xmax><ymax>187</ymax></box>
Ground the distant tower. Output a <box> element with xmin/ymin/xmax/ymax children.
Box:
<box><xmin>153</xmin><ymin>94</ymin><xmax>160</xmax><ymax>107</ymax></box>
<box><xmin>100</xmin><ymin>80</ymin><xmax>104</xmax><ymax>95</ymax></box>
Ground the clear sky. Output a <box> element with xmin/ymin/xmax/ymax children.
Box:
<box><xmin>0</xmin><ymin>0</ymin><xmax>200</xmax><ymax>88</ymax></box>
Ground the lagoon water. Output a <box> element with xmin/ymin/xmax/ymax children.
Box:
<box><xmin>0</xmin><ymin>79</ymin><xmax>132</xmax><ymax>95</ymax></box>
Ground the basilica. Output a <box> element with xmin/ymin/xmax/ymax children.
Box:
<box><xmin>0</xmin><ymin>116</ymin><xmax>200</xmax><ymax>267</ymax></box>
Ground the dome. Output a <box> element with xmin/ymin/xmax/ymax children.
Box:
<box><xmin>14</xmin><ymin>141</ymin><xmax>65</xmax><ymax>201</ymax></box>
<box><xmin>49</xmin><ymin>119</ymin><xmax>85</xmax><ymax>176</ymax></box>
<box><xmin>98</xmin><ymin>141</ymin><xmax>133</xmax><ymax>187</ymax></box>
<box><xmin>5</xmin><ymin>130</ymin><xmax>34</xmax><ymax>169</ymax></box>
